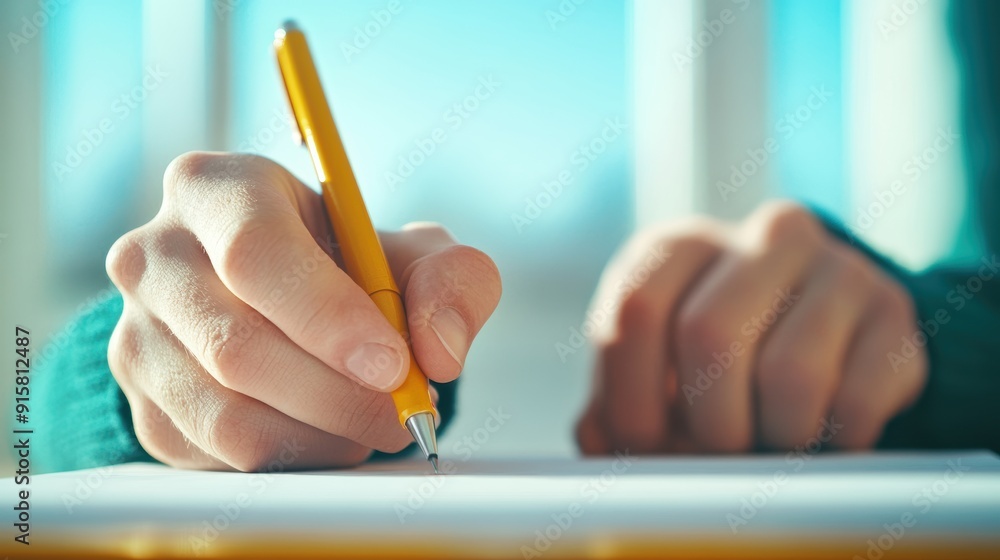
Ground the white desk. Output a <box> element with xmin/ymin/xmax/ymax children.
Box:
<box><xmin>3</xmin><ymin>452</ymin><xmax>999</xmax><ymax>559</ymax></box>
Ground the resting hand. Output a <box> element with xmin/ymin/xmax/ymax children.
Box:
<box><xmin>576</xmin><ymin>202</ymin><xmax>926</xmax><ymax>454</ymax></box>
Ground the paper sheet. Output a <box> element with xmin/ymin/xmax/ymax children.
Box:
<box><xmin>4</xmin><ymin>452</ymin><xmax>999</xmax><ymax>557</ymax></box>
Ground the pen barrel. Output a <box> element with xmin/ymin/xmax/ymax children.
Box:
<box><xmin>275</xmin><ymin>25</ymin><xmax>437</xmax><ymax>430</ymax></box>
<box><xmin>369</xmin><ymin>289</ymin><xmax>437</xmax><ymax>427</ymax></box>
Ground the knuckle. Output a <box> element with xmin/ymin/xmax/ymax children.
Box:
<box><xmin>163</xmin><ymin>151</ymin><xmax>217</xmax><ymax>197</ymax></box>
<box><xmin>164</xmin><ymin>151</ymin><xmax>286</xmax><ymax>202</ymax></box>
<box><xmin>200</xmin><ymin>313</ymin><xmax>268</xmax><ymax>392</ymax></box>
<box><xmin>106</xmin><ymin>230</ymin><xmax>149</xmax><ymax>293</ymax></box>
<box><xmin>616</xmin><ymin>288</ymin><xmax>665</xmax><ymax>335</ymax></box>
<box><xmin>755</xmin><ymin>201</ymin><xmax>824</xmax><ymax>248</ymax></box>
<box><xmin>107</xmin><ymin>316</ymin><xmax>142</xmax><ymax>383</ymax></box>
<box><xmin>676</xmin><ymin>304</ymin><xmax>733</xmax><ymax>359</ymax></box>
<box><xmin>757</xmin><ymin>346</ymin><xmax>827</xmax><ymax>401</ymax></box>
<box><xmin>216</xmin><ymin>218</ymin><xmax>280</xmax><ymax>282</ymax></box>
<box><xmin>206</xmin><ymin>403</ymin><xmax>280</xmax><ymax>472</ymax></box>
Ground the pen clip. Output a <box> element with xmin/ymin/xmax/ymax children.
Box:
<box><xmin>274</xmin><ymin>24</ymin><xmax>306</xmax><ymax>146</ymax></box>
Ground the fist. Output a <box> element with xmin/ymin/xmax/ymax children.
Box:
<box><xmin>106</xmin><ymin>152</ymin><xmax>501</xmax><ymax>471</ymax></box>
<box><xmin>576</xmin><ymin>202</ymin><xmax>926</xmax><ymax>454</ymax></box>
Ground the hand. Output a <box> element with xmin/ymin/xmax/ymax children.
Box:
<box><xmin>106</xmin><ymin>152</ymin><xmax>501</xmax><ymax>471</ymax></box>
<box><xmin>576</xmin><ymin>202</ymin><xmax>926</xmax><ymax>454</ymax></box>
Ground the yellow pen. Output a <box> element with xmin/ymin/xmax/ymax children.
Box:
<box><xmin>273</xmin><ymin>21</ymin><xmax>440</xmax><ymax>472</ymax></box>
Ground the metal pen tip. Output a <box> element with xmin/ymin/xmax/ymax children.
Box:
<box><xmin>405</xmin><ymin>412</ymin><xmax>441</xmax><ymax>474</ymax></box>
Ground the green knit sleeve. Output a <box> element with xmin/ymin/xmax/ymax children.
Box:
<box><xmin>32</xmin><ymin>288</ymin><xmax>154</xmax><ymax>473</ymax></box>
<box><xmin>818</xmin><ymin>213</ymin><xmax>1000</xmax><ymax>453</ymax></box>
<box><xmin>29</xmin><ymin>287</ymin><xmax>459</xmax><ymax>471</ymax></box>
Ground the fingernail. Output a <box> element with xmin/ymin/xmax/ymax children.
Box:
<box><xmin>346</xmin><ymin>343</ymin><xmax>405</xmax><ymax>390</ymax></box>
<box><xmin>430</xmin><ymin>307</ymin><xmax>469</xmax><ymax>367</ymax></box>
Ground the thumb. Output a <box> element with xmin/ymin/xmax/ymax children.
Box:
<box><xmin>382</xmin><ymin>225</ymin><xmax>502</xmax><ymax>383</ymax></box>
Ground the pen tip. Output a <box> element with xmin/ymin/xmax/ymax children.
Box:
<box><xmin>429</xmin><ymin>454</ymin><xmax>440</xmax><ymax>474</ymax></box>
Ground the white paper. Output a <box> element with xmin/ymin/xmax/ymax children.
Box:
<box><xmin>4</xmin><ymin>452</ymin><xmax>999</xmax><ymax>556</ymax></box>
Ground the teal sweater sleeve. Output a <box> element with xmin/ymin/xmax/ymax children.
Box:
<box><xmin>820</xmin><ymin>219</ymin><xmax>1000</xmax><ymax>453</ymax></box>
<box><xmin>32</xmin><ymin>288</ymin><xmax>458</xmax><ymax>473</ymax></box>
<box><xmin>32</xmin><ymin>290</ymin><xmax>154</xmax><ymax>473</ymax></box>
<box><xmin>877</xmin><ymin>265</ymin><xmax>1000</xmax><ymax>452</ymax></box>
